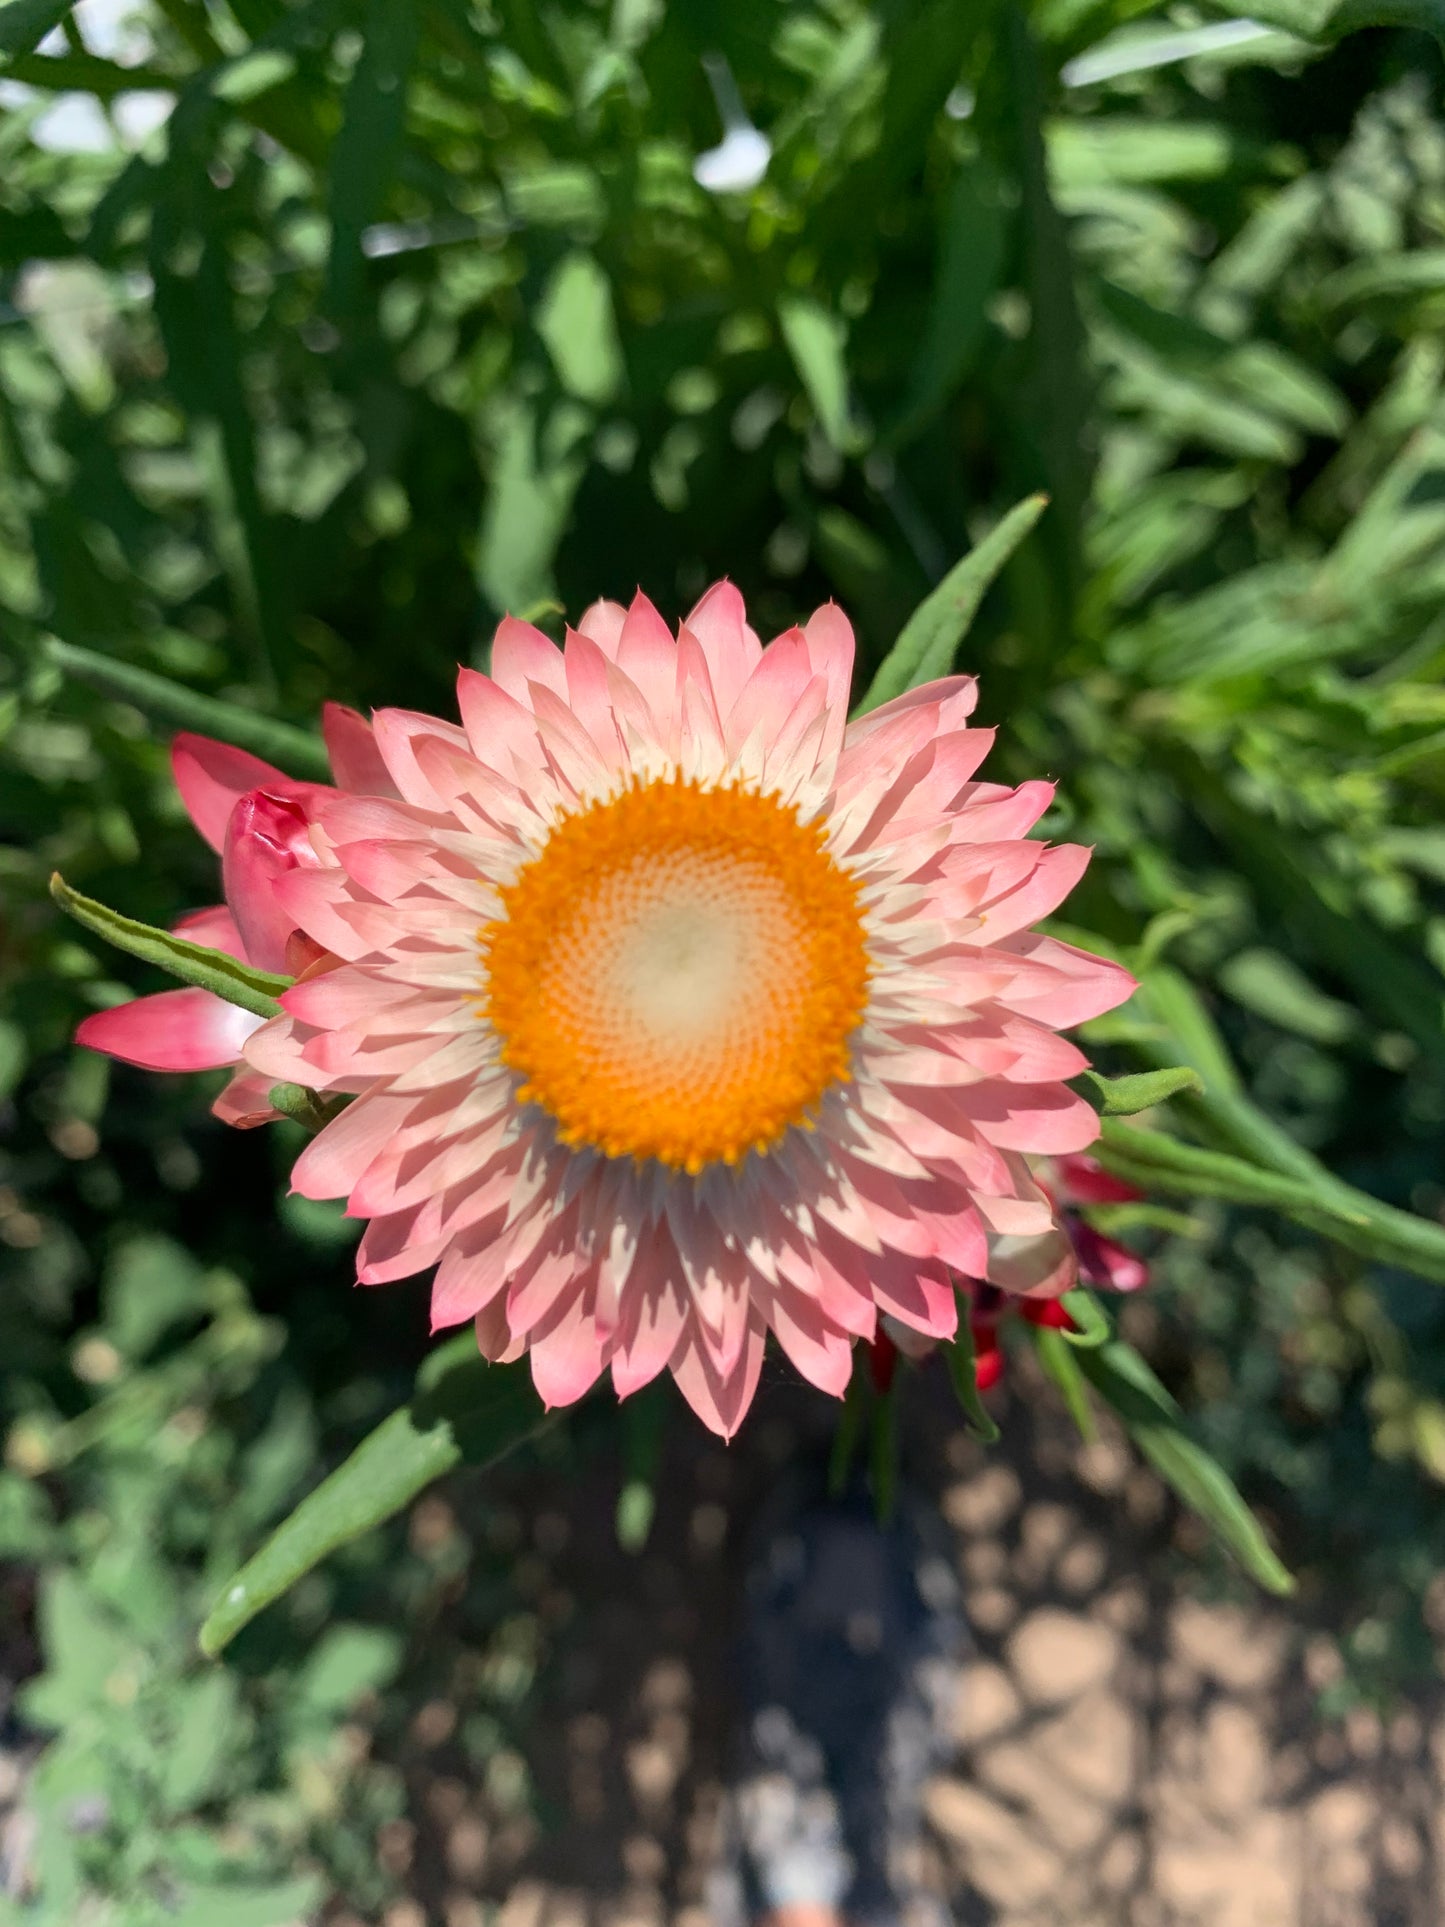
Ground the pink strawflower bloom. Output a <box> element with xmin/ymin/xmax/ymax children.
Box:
<box><xmin>237</xmin><ymin>586</ymin><xmax>1134</xmax><ymax>1435</ymax></box>
<box><xmin>966</xmin><ymin>1151</ymin><xmax>1151</xmax><ymax>1390</ymax></box>
<box><xmin>77</xmin><ymin>705</ymin><xmax>393</xmax><ymax>1126</ymax></box>
<box><xmin>1045</xmin><ymin>1150</ymin><xmax>1151</xmax><ymax>1295</ymax></box>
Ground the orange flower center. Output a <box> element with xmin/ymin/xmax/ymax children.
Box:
<box><xmin>482</xmin><ymin>775</ymin><xmax>870</xmax><ymax>1172</ymax></box>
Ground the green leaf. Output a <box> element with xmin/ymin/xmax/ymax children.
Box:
<box><xmin>1076</xmin><ymin>1064</ymin><xmax>1204</xmax><ymax>1115</ymax></box>
<box><xmin>538</xmin><ymin>251</ymin><xmax>624</xmax><ymax>405</ymax></box>
<box><xmin>475</xmin><ymin>393</ymin><xmax>590</xmax><ymax>617</ymax></box>
<box><xmin>1102</xmin><ymin>955</ymin><xmax>1445</xmax><ymax>1287</ymax></box>
<box><xmin>1217</xmin><ymin>947</ymin><xmax>1363</xmax><ymax>1046</ymax></box>
<box><xmin>50</xmin><ymin>875</ymin><xmax>289</xmax><ymax>1021</ymax></box>
<box><xmin>41</xmin><ymin>638</ymin><xmax>331</xmax><ymax>780</ymax></box>
<box><xmin>996</xmin><ymin>9</ymin><xmax>1092</xmax><ymax>634</ymax></box>
<box><xmin>869</xmin><ymin>1372</ymin><xmax>900</xmax><ymax>1525</ymax></box>
<box><xmin>1076</xmin><ymin>1338</ymin><xmax>1294</xmax><ymax>1594</ymax></box>
<box><xmin>1321</xmin><ymin>248</ymin><xmax>1445</xmax><ymax>307</ymax></box>
<box><xmin>326</xmin><ymin>0</ymin><xmax>419</xmax><ymax>316</ymax></box>
<box><xmin>149</xmin><ymin>199</ymin><xmax>288</xmax><ymax>684</ymax></box>
<box><xmin>4</xmin><ymin>50</ymin><xmax>180</xmax><ymax>93</ymax></box>
<box><xmin>1097</xmin><ymin>1118</ymin><xmax>1445</xmax><ymax>1286</ymax></box>
<box><xmin>615</xmin><ymin>1379</ymin><xmax>669</xmax><ymax>1553</ymax></box>
<box><xmin>1060</xmin><ymin>1288</ymin><xmax>1113</xmax><ymax>1348</ymax></box>
<box><xmin>210</xmin><ymin>48</ymin><xmax>297</xmax><ymax>103</ymax></box>
<box><xmin>20</xmin><ymin>1570</ymin><xmax>133</xmax><ymax>1728</ymax></box>
<box><xmin>854</xmin><ymin>494</ymin><xmax>1049</xmax><ymax>714</ymax></box>
<box><xmin>828</xmin><ymin>1355</ymin><xmax>868</xmax><ymax>1497</ymax></box>
<box><xmin>1048</xmin><ymin>118</ymin><xmax>1271</xmax><ymax>188</ymax></box>
<box><xmin>0</xmin><ymin>0</ymin><xmax>72</xmax><ymax>59</ymax></box>
<box><xmin>1233</xmin><ymin>0</ymin><xmax>1445</xmax><ymax>44</ymax></box>
<box><xmin>1032</xmin><ymin>1326</ymin><xmax>1096</xmax><ymax>1440</ymax></box>
<box><xmin>160</xmin><ymin>1876</ymin><xmax>327</xmax><ymax>1927</ymax></box>
<box><xmin>944</xmin><ymin>1316</ymin><xmax>1001</xmax><ymax>1443</ymax></box>
<box><xmin>1096</xmin><ymin>1117</ymin><xmax>1358</xmax><ymax>1212</ymax></box>
<box><xmin>199</xmin><ymin>1346</ymin><xmax>546</xmax><ymax>1655</ymax></box>
<box><xmin>160</xmin><ymin>1671</ymin><xmax>242</xmax><ymax>1816</ymax></box>
<box><xmin>778</xmin><ymin>295</ymin><xmax>862</xmax><ymax>456</ymax></box>
<box><xmin>266</xmin><ymin>1083</ymin><xmax>343</xmax><ymax>1133</ymax></box>
<box><xmin>295</xmin><ymin>1623</ymin><xmax>402</xmax><ymax>1712</ymax></box>
<box><xmin>886</xmin><ymin>159</ymin><xmax>1009</xmax><ymax>448</ymax></box>
<box><xmin>1132</xmin><ymin>964</ymin><xmax>1244</xmax><ymax>1098</ymax></box>
<box><xmin>103</xmin><ymin>1233</ymin><xmax>206</xmax><ymax>1359</ymax></box>
<box><xmin>0</xmin><ymin>1018</ymin><xmax>25</xmax><ymax>1103</ymax></box>
<box><xmin>1092</xmin><ymin>279</ymin><xmax>1350</xmax><ymax>440</ymax></box>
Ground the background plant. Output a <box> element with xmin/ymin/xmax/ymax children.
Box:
<box><xmin>4</xmin><ymin>0</ymin><xmax>1445</xmax><ymax>1916</ymax></box>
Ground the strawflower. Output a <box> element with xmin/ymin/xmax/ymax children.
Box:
<box><xmin>76</xmin><ymin>704</ymin><xmax>391</xmax><ymax>1126</ymax></box>
<box><xmin>82</xmin><ymin>587</ymin><xmax>1135</xmax><ymax>1436</ymax></box>
<box><xmin>966</xmin><ymin>1153</ymin><xmax>1151</xmax><ymax>1389</ymax></box>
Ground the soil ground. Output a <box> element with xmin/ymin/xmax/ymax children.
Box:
<box><xmin>340</xmin><ymin>1354</ymin><xmax>1445</xmax><ymax>1927</ymax></box>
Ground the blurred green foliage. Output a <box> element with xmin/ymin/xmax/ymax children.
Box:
<box><xmin>4</xmin><ymin>0</ymin><xmax>1445</xmax><ymax>1913</ymax></box>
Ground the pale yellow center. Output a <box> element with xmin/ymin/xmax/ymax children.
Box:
<box><xmin>481</xmin><ymin>775</ymin><xmax>870</xmax><ymax>1172</ymax></box>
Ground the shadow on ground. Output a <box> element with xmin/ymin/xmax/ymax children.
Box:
<box><xmin>331</xmin><ymin>1353</ymin><xmax>1445</xmax><ymax>1927</ymax></box>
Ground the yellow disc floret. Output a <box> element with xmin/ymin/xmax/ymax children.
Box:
<box><xmin>482</xmin><ymin>775</ymin><xmax>871</xmax><ymax>1172</ymax></box>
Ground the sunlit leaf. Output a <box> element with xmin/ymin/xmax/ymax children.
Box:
<box><xmin>42</xmin><ymin>639</ymin><xmax>331</xmax><ymax>780</ymax></box>
<box><xmin>1032</xmin><ymin>1325</ymin><xmax>1097</xmax><ymax>1440</ymax></box>
<box><xmin>1076</xmin><ymin>1064</ymin><xmax>1204</xmax><ymax>1115</ymax></box>
<box><xmin>1060</xmin><ymin>1288</ymin><xmax>1113</xmax><ymax>1348</ymax></box>
<box><xmin>1078</xmin><ymin>1337</ymin><xmax>1294</xmax><ymax>1593</ymax></box>
<box><xmin>50</xmin><ymin>875</ymin><xmax>289</xmax><ymax>1020</ymax></box>
<box><xmin>1236</xmin><ymin>0</ymin><xmax>1445</xmax><ymax>43</ymax></box>
<box><xmin>1098</xmin><ymin>1117</ymin><xmax>1445</xmax><ymax>1286</ymax></box>
<box><xmin>0</xmin><ymin>0</ymin><xmax>72</xmax><ymax>58</ymax></box>
<box><xmin>326</xmin><ymin>0</ymin><xmax>419</xmax><ymax>316</ymax></box>
<box><xmin>855</xmin><ymin>494</ymin><xmax>1048</xmax><ymax>713</ymax></box>
<box><xmin>778</xmin><ymin>295</ymin><xmax>862</xmax><ymax>455</ymax></box>
<box><xmin>887</xmin><ymin>159</ymin><xmax>1009</xmax><ymax>448</ymax></box>
<box><xmin>200</xmin><ymin>1343</ymin><xmax>546</xmax><ymax>1655</ymax></box>
<box><xmin>944</xmin><ymin>1316</ymin><xmax>1001</xmax><ymax>1443</ymax></box>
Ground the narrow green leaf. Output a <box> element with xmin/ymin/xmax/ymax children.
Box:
<box><xmin>1092</xmin><ymin>279</ymin><xmax>1350</xmax><ymax>439</ymax></box>
<box><xmin>1098</xmin><ymin>1118</ymin><xmax>1445</xmax><ymax>1286</ymax></box>
<box><xmin>1076</xmin><ymin>1339</ymin><xmax>1294</xmax><ymax>1594</ymax></box>
<box><xmin>149</xmin><ymin>203</ymin><xmax>288</xmax><ymax>684</ymax></box>
<box><xmin>615</xmin><ymin>1380</ymin><xmax>668</xmax><ymax>1554</ymax></box>
<box><xmin>828</xmin><ymin>1355</ymin><xmax>868</xmax><ymax>1496</ymax></box>
<box><xmin>41</xmin><ymin>638</ymin><xmax>331</xmax><ymax>780</ymax></box>
<box><xmin>50</xmin><ymin>875</ymin><xmax>289</xmax><ymax>1020</ymax></box>
<box><xmin>854</xmin><ymin>493</ymin><xmax>1049</xmax><ymax>714</ymax></box>
<box><xmin>1097</xmin><ymin>1117</ymin><xmax>1363</xmax><ymax>1213</ymax></box>
<box><xmin>1048</xmin><ymin>118</ymin><xmax>1270</xmax><ymax>187</ymax></box>
<box><xmin>211</xmin><ymin>48</ymin><xmax>296</xmax><ymax>104</ymax></box>
<box><xmin>869</xmin><ymin>1373</ymin><xmax>900</xmax><ymax>1526</ymax></box>
<box><xmin>1134</xmin><ymin>963</ymin><xmax>1245</xmax><ymax>1097</ymax></box>
<box><xmin>326</xmin><ymin>0</ymin><xmax>419</xmax><ymax>316</ymax></box>
<box><xmin>886</xmin><ymin>158</ymin><xmax>1009</xmax><ymax>448</ymax></box>
<box><xmin>476</xmin><ymin>393</ymin><xmax>589</xmax><ymax>618</ymax></box>
<box><xmin>538</xmin><ymin>252</ymin><xmax>624</xmax><ymax>405</ymax></box>
<box><xmin>0</xmin><ymin>0</ymin><xmax>72</xmax><ymax>58</ymax></box>
<box><xmin>778</xmin><ymin>295</ymin><xmax>862</xmax><ymax>455</ymax></box>
<box><xmin>944</xmin><ymin>1317</ymin><xmax>1001</xmax><ymax>1443</ymax></box>
<box><xmin>1238</xmin><ymin>0</ymin><xmax>1445</xmax><ymax>45</ymax></box>
<box><xmin>200</xmin><ymin>1350</ymin><xmax>546</xmax><ymax>1655</ymax></box>
<box><xmin>157</xmin><ymin>1874</ymin><xmax>326</xmax><ymax>1927</ymax></box>
<box><xmin>994</xmin><ymin>5</ymin><xmax>1091</xmax><ymax>639</ymax></box>
<box><xmin>1033</xmin><ymin>1326</ymin><xmax>1097</xmax><ymax>1441</ymax></box>
<box><xmin>1060</xmin><ymin>1288</ymin><xmax>1113</xmax><ymax>1349</ymax></box>
<box><xmin>1076</xmin><ymin>1064</ymin><xmax>1204</xmax><ymax>1115</ymax></box>
<box><xmin>4</xmin><ymin>50</ymin><xmax>178</xmax><ymax>92</ymax></box>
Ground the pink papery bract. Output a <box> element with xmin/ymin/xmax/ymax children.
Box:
<box><xmin>240</xmin><ymin>585</ymin><xmax>1136</xmax><ymax>1435</ymax></box>
<box><xmin>77</xmin><ymin>705</ymin><xmax>391</xmax><ymax>1126</ymax></box>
